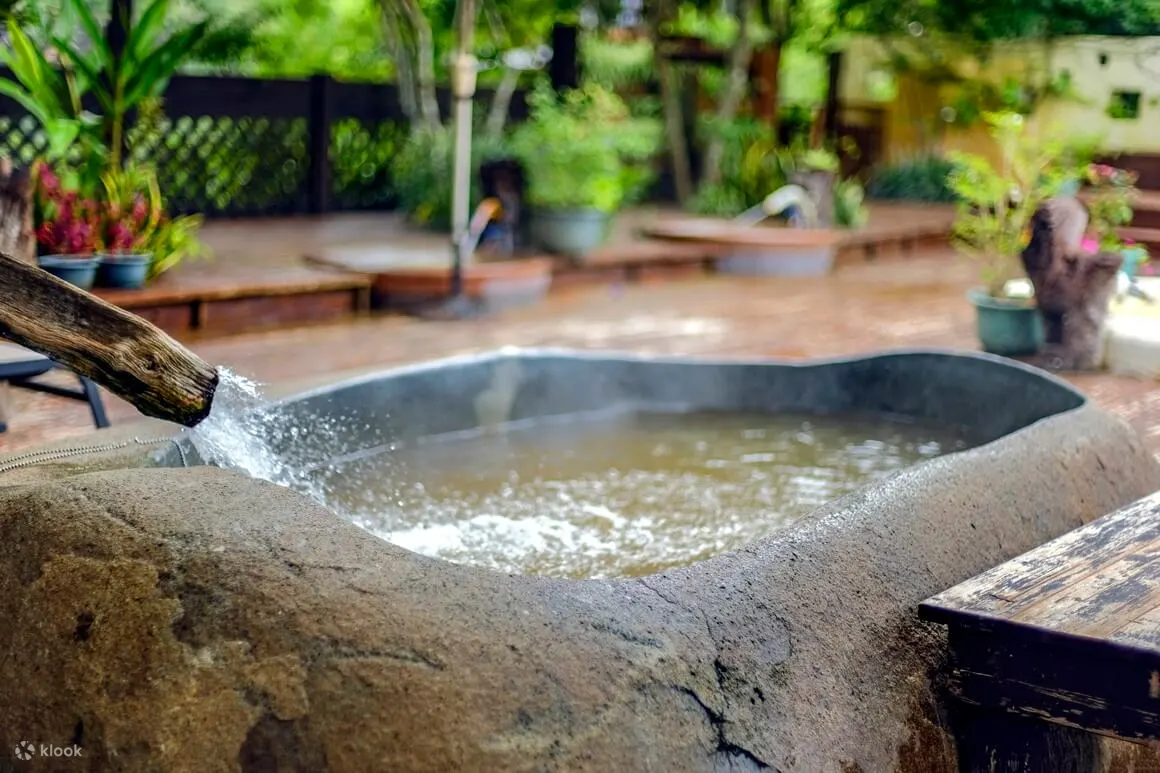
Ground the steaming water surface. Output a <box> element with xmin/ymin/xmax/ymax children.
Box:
<box><xmin>189</xmin><ymin>371</ymin><xmax>975</xmax><ymax>580</ymax></box>
<box><xmin>309</xmin><ymin>411</ymin><xmax>974</xmax><ymax>579</ymax></box>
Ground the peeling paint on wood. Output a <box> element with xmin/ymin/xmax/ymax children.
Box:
<box><xmin>921</xmin><ymin>491</ymin><xmax>1160</xmax><ymax>748</ymax></box>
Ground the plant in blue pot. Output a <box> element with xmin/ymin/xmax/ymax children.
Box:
<box><xmin>94</xmin><ymin>166</ymin><xmax>163</xmax><ymax>290</ymax></box>
<box><xmin>510</xmin><ymin>84</ymin><xmax>661</xmax><ymax>261</ymax></box>
<box><xmin>32</xmin><ymin>165</ymin><xmax>103</xmax><ymax>290</ymax></box>
<box><xmin>947</xmin><ymin>112</ymin><xmax>1078</xmax><ymax>357</ymax></box>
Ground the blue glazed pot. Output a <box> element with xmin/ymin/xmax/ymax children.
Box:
<box><xmin>1121</xmin><ymin>245</ymin><xmax>1148</xmax><ymax>279</ymax></box>
<box><xmin>96</xmin><ymin>252</ymin><xmax>152</xmax><ymax>289</ymax></box>
<box><xmin>530</xmin><ymin>208</ymin><xmax>611</xmax><ymax>259</ymax></box>
<box><xmin>968</xmin><ymin>288</ymin><xmax>1045</xmax><ymax>357</ymax></box>
<box><xmin>38</xmin><ymin>255</ymin><xmax>101</xmax><ymax>290</ymax></box>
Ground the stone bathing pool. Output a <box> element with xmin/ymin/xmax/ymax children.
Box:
<box><xmin>5</xmin><ymin>348</ymin><xmax>1160</xmax><ymax>772</ymax></box>
<box><xmin>168</xmin><ymin>350</ymin><xmax>987</xmax><ymax>580</ymax></box>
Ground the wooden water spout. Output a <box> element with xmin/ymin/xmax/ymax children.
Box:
<box><xmin>0</xmin><ymin>251</ymin><xmax>218</xmax><ymax>427</ymax></box>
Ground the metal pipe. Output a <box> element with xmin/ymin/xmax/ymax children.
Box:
<box><xmin>449</xmin><ymin>0</ymin><xmax>478</xmax><ymax>298</ymax></box>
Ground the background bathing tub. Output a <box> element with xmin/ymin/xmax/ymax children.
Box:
<box><xmin>2</xmin><ymin>348</ymin><xmax>1159</xmax><ymax>772</ymax></box>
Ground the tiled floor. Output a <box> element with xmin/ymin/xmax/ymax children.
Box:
<box><xmin>4</xmin><ymin>246</ymin><xmax>1159</xmax><ymax>458</ymax></box>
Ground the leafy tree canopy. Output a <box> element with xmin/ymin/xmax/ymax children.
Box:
<box><xmin>839</xmin><ymin>0</ymin><xmax>1160</xmax><ymax>40</ymax></box>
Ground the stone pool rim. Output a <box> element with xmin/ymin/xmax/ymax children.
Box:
<box><xmin>213</xmin><ymin>345</ymin><xmax>1089</xmax><ymax>417</ymax></box>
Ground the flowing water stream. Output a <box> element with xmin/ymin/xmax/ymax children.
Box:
<box><xmin>188</xmin><ymin>370</ymin><xmax>975</xmax><ymax>579</ymax></box>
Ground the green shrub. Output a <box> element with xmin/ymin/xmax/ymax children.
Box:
<box><xmin>947</xmin><ymin>112</ymin><xmax>1077</xmax><ymax>296</ymax></box>
<box><xmin>509</xmin><ymin>83</ymin><xmax>662</xmax><ymax>213</ymax></box>
<box><xmin>834</xmin><ymin>179</ymin><xmax>868</xmax><ymax>228</ymax></box>
<box><xmin>388</xmin><ymin>125</ymin><xmax>511</xmax><ymax>230</ymax></box>
<box><xmin>689</xmin><ymin>116</ymin><xmax>786</xmax><ymax>216</ymax></box>
<box><xmin>688</xmin><ymin>120</ymin><xmax>868</xmax><ymax>227</ymax></box>
<box><xmin>866</xmin><ymin>155</ymin><xmax>956</xmax><ymax>203</ymax></box>
<box><xmin>580</xmin><ymin>36</ymin><xmax>654</xmax><ymax>91</ymax></box>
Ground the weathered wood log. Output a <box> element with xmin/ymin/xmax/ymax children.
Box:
<box><xmin>1021</xmin><ymin>196</ymin><xmax>1122</xmax><ymax>371</ymax></box>
<box><xmin>0</xmin><ymin>158</ymin><xmax>35</xmax><ymax>264</ymax></box>
<box><xmin>0</xmin><ymin>250</ymin><xmax>218</xmax><ymax>427</ymax></box>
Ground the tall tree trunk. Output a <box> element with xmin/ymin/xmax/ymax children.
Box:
<box><xmin>657</xmin><ymin>59</ymin><xmax>694</xmax><ymax>203</ymax></box>
<box><xmin>700</xmin><ymin>0</ymin><xmax>754</xmax><ymax>188</ymax></box>
<box><xmin>379</xmin><ymin>0</ymin><xmax>418</xmax><ymax>126</ymax></box>
<box><xmin>398</xmin><ymin>0</ymin><xmax>441</xmax><ymax>128</ymax></box>
<box><xmin>485</xmin><ymin>67</ymin><xmax>519</xmax><ymax>139</ymax></box>
<box><xmin>650</xmin><ymin>0</ymin><xmax>693</xmax><ymax>203</ymax></box>
<box><xmin>752</xmin><ymin>40</ymin><xmax>782</xmax><ymax>139</ymax></box>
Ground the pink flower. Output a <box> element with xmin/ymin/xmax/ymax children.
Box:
<box><xmin>1081</xmin><ymin>238</ymin><xmax>1099</xmax><ymax>253</ymax></box>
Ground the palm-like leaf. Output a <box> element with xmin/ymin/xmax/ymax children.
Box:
<box><xmin>122</xmin><ymin>21</ymin><xmax>209</xmax><ymax>107</ymax></box>
<box><xmin>63</xmin><ymin>0</ymin><xmax>112</xmax><ymax>73</ymax></box>
<box><xmin>1</xmin><ymin>22</ymin><xmax>64</xmax><ymax>116</ymax></box>
<box><xmin>0</xmin><ymin>78</ymin><xmax>48</xmax><ymax>124</ymax></box>
<box><xmin>50</xmin><ymin>34</ymin><xmax>110</xmax><ymax>112</ymax></box>
<box><xmin>125</xmin><ymin>0</ymin><xmax>172</xmax><ymax>69</ymax></box>
<box><xmin>0</xmin><ymin>20</ymin><xmax>93</xmax><ymax>160</ymax></box>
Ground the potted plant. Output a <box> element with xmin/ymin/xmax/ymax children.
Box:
<box><xmin>93</xmin><ymin>165</ymin><xmax>163</xmax><ymax>289</ymax></box>
<box><xmin>1085</xmin><ymin>162</ymin><xmax>1137</xmax><ymax>248</ymax></box>
<box><xmin>33</xmin><ymin>160</ymin><xmax>206</xmax><ymax>289</ymax></box>
<box><xmin>102</xmin><ymin>169</ymin><xmax>208</xmax><ymax>286</ymax></box>
<box><xmin>0</xmin><ymin>0</ymin><xmax>209</xmax><ymax>290</ymax></box>
<box><xmin>32</xmin><ymin>165</ymin><xmax>103</xmax><ymax>289</ymax></box>
<box><xmin>510</xmin><ymin>84</ymin><xmax>660</xmax><ymax>259</ymax></box>
<box><xmin>946</xmin><ymin>112</ymin><xmax>1075</xmax><ymax>356</ymax></box>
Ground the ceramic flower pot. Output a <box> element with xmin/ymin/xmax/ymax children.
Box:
<box><xmin>1122</xmin><ymin>245</ymin><xmax>1148</xmax><ymax>280</ymax></box>
<box><xmin>530</xmin><ymin>208</ymin><xmax>611</xmax><ymax>260</ymax></box>
<box><xmin>38</xmin><ymin>254</ymin><xmax>101</xmax><ymax>290</ymax></box>
<box><xmin>96</xmin><ymin>252</ymin><xmax>152</xmax><ymax>289</ymax></box>
<box><xmin>968</xmin><ymin>287</ymin><xmax>1045</xmax><ymax>357</ymax></box>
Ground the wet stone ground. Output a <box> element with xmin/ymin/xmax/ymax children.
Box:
<box><xmin>3</xmin><ymin>248</ymin><xmax>1158</xmax><ymax>459</ymax></box>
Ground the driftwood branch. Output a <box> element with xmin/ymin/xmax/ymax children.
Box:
<box><xmin>0</xmin><ymin>250</ymin><xmax>219</xmax><ymax>427</ymax></box>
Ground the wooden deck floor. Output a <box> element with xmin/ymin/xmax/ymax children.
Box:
<box><xmin>4</xmin><ymin>244</ymin><xmax>1160</xmax><ymax>456</ymax></box>
<box><xmin>85</xmin><ymin>203</ymin><xmax>952</xmax><ymax>334</ymax></box>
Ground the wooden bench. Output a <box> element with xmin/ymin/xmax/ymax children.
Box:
<box><xmin>919</xmin><ymin>491</ymin><xmax>1160</xmax><ymax>772</ymax></box>
<box><xmin>0</xmin><ymin>343</ymin><xmax>109</xmax><ymax>434</ymax></box>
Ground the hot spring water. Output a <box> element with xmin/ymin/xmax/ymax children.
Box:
<box><xmin>188</xmin><ymin>370</ymin><xmax>974</xmax><ymax>579</ymax></box>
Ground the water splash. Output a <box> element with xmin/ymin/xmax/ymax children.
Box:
<box><xmin>188</xmin><ymin>369</ymin><xmax>315</xmax><ymax>493</ymax></box>
<box><xmin>185</xmin><ymin>368</ymin><xmax>392</xmax><ymax>512</ymax></box>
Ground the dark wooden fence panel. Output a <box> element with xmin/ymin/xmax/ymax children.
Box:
<box><xmin>835</xmin><ymin>104</ymin><xmax>886</xmax><ymax>180</ymax></box>
<box><xmin>0</xmin><ymin>71</ymin><xmax>527</xmax><ymax>219</ymax></box>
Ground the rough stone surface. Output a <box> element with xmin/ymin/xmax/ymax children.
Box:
<box><xmin>3</xmin><ymin>353</ymin><xmax>1160</xmax><ymax>771</ymax></box>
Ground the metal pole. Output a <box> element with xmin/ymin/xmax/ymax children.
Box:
<box><xmin>449</xmin><ymin>0</ymin><xmax>478</xmax><ymax>299</ymax></box>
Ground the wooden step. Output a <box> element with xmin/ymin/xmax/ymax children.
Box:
<box><xmin>94</xmin><ymin>267</ymin><xmax>373</xmax><ymax>337</ymax></box>
<box><xmin>1117</xmin><ymin>226</ymin><xmax>1160</xmax><ymax>249</ymax></box>
<box><xmin>1080</xmin><ymin>189</ymin><xmax>1160</xmax><ymax>228</ymax></box>
<box><xmin>1129</xmin><ymin>189</ymin><xmax>1160</xmax><ymax>212</ymax></box>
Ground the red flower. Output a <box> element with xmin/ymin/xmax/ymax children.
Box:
<box><xmin>36</xmin><ymin>164</ymin><xmax>60</xmax><ymax>195</ymax></box>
